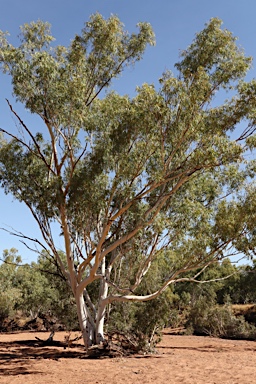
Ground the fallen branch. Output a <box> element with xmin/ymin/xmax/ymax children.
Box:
<box><xmin>35</xmin><ymin>331</ymin><xmax>55</xmax><ymax>345</ymax></box>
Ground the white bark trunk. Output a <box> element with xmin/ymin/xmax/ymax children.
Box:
<box><xmin>95</xmin><ymin>301</ymin><xmax>106</xmax><ymax>344</ymax></box>
<box><xmin>95</xmin><ymin>260</ymin><xmax>110</xmax><ymax>344</ymax></box>
<box><xmin>76</xmin><ymin>293</ymin><xmax>95</xmax><ymax>349</ymax></box>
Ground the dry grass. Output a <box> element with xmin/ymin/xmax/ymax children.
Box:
<box><xmin>232</xmin><ymin>303</ymin><xmax>256</xmax><ymax>314</ymax></box>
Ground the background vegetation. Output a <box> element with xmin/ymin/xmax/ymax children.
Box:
<box><xmin>1</xmin><ymin>248</ymin><xmax>255</xmax><ymax>344</ymax></box>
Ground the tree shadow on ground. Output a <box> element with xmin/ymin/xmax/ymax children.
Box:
<box><xmin>0</xmin><ymin>366</ymin><xmax>43</xmax><ymax>376</ymax></box>
<box><xmin>0</xmin><ymin>337</ymin><xmax>167</xmax><ymax>378</ymax></box>
<box><xmin>0</xmin><ymin>339</ymin><xmax>86</xmax><ymax>376</ymax></box>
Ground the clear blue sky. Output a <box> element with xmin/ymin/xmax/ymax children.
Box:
<box><xmin>1</xmin><ymin>0</ymin><xmax>256</xmax><ymax>262</ymax></box>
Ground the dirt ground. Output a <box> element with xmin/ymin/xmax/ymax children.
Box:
<box><xmin>0</xmin><ymin>329</ymin><xmax>255</xmax><ymax>384</ymax></box>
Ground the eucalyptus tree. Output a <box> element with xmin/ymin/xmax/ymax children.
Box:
<box><xmin>0</xmin><ymin>15</ymin><xmax>256</xmax><ymax>348</ymax></box>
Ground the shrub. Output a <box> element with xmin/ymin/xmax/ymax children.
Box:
<box><xmin>187</xmin><ymin>297</ymin><xmax>256</xmax><ymax>340</ymax></box>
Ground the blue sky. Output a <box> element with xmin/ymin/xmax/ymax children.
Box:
<box><xmin>1</xmin><ymin>0</ymin><xmax>256</xmax><ymax>262</ymax></box>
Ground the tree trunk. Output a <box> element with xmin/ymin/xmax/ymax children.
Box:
<box><xmin>95</xmin><ymin>299</ymin><xmax>107</xmax><ymax>344</ymax></box>
<box><xmin>95</xmin><ymin>260</ymin><xmax>110</xmax><ymax>344</ymax></box>
<box><xmin>75</xmin><ymin>293</ymin><xmax>95</xmax><ymax>349</ymax></box>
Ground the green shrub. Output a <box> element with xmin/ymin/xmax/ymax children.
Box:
<box><xmin>187</xmin><ymin>297</ymin><xmax>256</xmax><ymax>340</ymax></box>
<box><xmin>0</xmin><ymin>288</ymin><xmax>20</xmax><ymax>323</ymax></box>
<box><xmin>107</xmin><ymin>291</ymin><xmax>173</xmax><ymax>351</ymax></box>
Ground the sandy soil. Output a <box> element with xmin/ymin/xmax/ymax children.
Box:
<box><xmin>0</xmin><ymin>329</ymin><xmax>255</xmax><ymax>384</ymax></box>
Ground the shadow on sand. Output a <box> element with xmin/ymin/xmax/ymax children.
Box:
<box><xmin>0</xmin><ymin>339</ymin><xmax>86</xmax><ymax>376</ymax></box>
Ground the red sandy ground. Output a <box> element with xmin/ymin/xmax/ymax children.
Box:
<box><xmin>0</xmin><ymin>329</ymin><xmax>255</xmax><ymax>384</ymax></box>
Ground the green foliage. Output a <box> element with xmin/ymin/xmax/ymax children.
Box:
<box><xmin>0</xmin><ymin>249</ymin><xmax>78</xmax><ymax>329</ymax></box>
<box><xmin>0</xmin><ymin>291</ymin><xmax>16</xmax><ymax>321</ymax></box>
<box><xmin>173</xmin><ymin>259</ymin><xmax>239</xmax><ymax>306</ymax></box>
<box><xmin>172</xmin><ymin>258</ymin><xmax>256</xmax><ymax>340</ymax></box>
<box><xmin>107</xmin><ymin>289</ymin><xmax>174</xmax><ymax>350</ymax></box>
<box><xmin>0</xmin><ymin>249</ymin><xmax>22</xmax><ymax>320</ymax></box>
<box><xmin>0</xmin><ymin>14</ymin><xmax>154</xmax><ymax>122</ymax></box>
<box><xmin>176</xmin><ymin>18</ymin><xmax>251</xmax><ymax>87</ymax></box>
<box><xmin>187</xmin><ymin>299</ymin><xmax>256</xmax><ymax>340</ymax></box>
<box><xmin>36</xmin><ymin>252</ymin><xmax>78</xmax><ymax>329</ymax></box>
<box><xmin>14</xmin><ymin>264</ymin><xmax>54</xmax><ymax>317</ymax></box>
<box><xmin>227</xmin><ymin>261</ymin><xmax>256</xmax><ymax>304</ymax></box>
